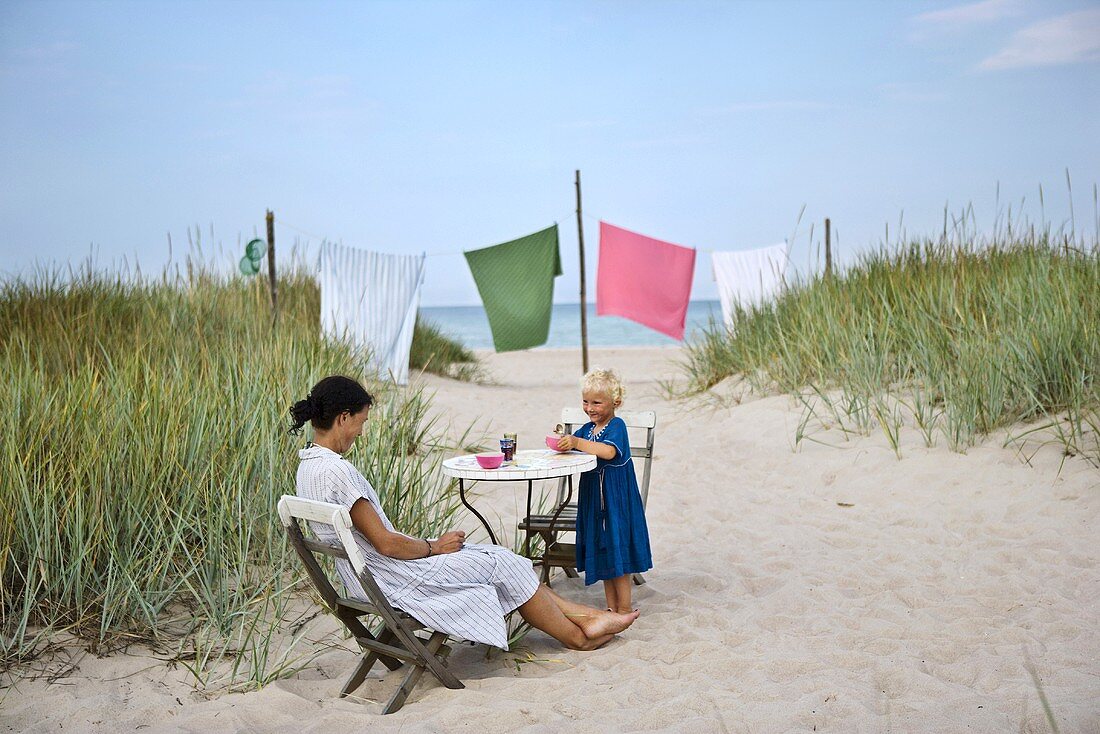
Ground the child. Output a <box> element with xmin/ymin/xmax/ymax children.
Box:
<box><xmin>556</xmin><ymin>368</ymin><xmax>653</xmax><ymax>613</ymax></box>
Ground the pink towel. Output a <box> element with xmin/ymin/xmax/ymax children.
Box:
<box><xmin>596</xmin><ymin>221</ymin><xmax>696</xmax><ymax>340</ymax></box>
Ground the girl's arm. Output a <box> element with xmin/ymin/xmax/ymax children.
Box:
<box><xmin>349</xmin><ymin>499</ymin><xmax>465</xmax><ymax>558</ymax></box>
<box><xmin>556</xmin><ymin>434</ymin><xmax>617</xmax><ymax>460</ymax></box>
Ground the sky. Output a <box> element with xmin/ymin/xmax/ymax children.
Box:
<box><xmin>1</xmin><ymin>0</ymin><xmax>1098</xmax><ymax>306</ymax></box>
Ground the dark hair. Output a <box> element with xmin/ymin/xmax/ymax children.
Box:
<box><xmin>288</xmin><ymin>375</ymin><xmax>374</xmax><ymax>435</ymax></box>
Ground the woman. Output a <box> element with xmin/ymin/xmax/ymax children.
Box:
<box><xmin>289</xmin><ymin>375</ymin><xmax>639</xmax><ymax>651</ymax></box>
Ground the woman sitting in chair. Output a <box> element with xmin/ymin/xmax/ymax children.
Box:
<box><xmin>289</xmin><ymin>375</ymin><xmax>640</xmax><ymax>651</ymax></box>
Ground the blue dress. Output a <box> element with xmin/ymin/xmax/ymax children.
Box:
<box><xmin>573</xmin><ymin>417</ymin><xmax>653</xmax><ymax>585</ymax></box>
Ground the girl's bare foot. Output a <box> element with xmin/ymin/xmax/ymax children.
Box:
<box><xmin>579</xmin><ymin>609</ymin><xmax>640</xmax><ymax>639</ymax></box>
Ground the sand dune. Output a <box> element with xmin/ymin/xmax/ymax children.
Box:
<box><xmin>4</xmin><ymin>347</ymin><xmax>1097</xmax><ymax>733</ymax></box>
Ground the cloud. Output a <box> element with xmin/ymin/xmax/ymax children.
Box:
<box><xmin>878</xmin><ymin>82</ymin><xmax>948</xmax><ymax>104</ymax></box>
<box><xmin>699</xmin><ymin>100</ymin><xmax>831</xmax><ymax>115</ymax></box>
<box><xmin>10</xmin><ymin>40</ymin><xmax>79</xmax><ymax>60</ymax></box>
<box><xmin>224</xmin><ymin>72</ymin><xmax>376</xmax><ymax>128</ymax></box>
<box><xmin>979</xmin><ymin>8</ymin><xmax>1100</xmax><ymax>70</ymax></box>
<box><xmin>557</xmin><ymin>119</ymin><xmax>617</xmax><ymax>130</ymax></box>
<box><xmin>913</xmin><ymin>0</ymin><xmax>1021</xmax><ymax>28</ymax></box>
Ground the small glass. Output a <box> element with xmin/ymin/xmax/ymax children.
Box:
<box><xmin>499</xmin><ymin>437</ymin><xmax>515</xmax><ymax>463</ymax></box>
<box><xmin>503</xmin><ymin>432</ymin><xmax>518</xmax><ymax>456</ymax></box>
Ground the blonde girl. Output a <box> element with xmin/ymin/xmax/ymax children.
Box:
<box><xmin>556</xmin><ymin>368</ymin><xmax>653</xmax><ymax>613</ymax></box>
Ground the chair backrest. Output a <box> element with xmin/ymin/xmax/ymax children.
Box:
<box><xmin>560</xmin><ymin>408</ymin><xmax>657</xmax><ymax>507</ymax></box>
<box><xmin>277</xmin><ymin>495</ymin><xmax>393</xmax><ymax>621</ymax></box>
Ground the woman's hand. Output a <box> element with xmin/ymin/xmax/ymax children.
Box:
<box><xmin>556</xmin><ymin>435</ymin><xmax>577</xmax><ymax>451</ymax></box>
<box><xmin>432</xmin><ymin>530</ymin><xmax>466</xmax><ymax>555</ymax></box>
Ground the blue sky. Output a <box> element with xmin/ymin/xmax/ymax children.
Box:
<box><xmin>1</xmin><ymin>0</ymin><xmax>1097</xmax><ymax>305</ymax></box>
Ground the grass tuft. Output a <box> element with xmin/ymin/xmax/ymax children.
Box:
<box><xmin>680</xmin><ymin>237</ymin><xmax>1100</xmax><ymax>464</ymax></box>
<box><xmin>409</xmin><ymin>314</ymin><xmax>483</xmax><ymax>382</ymax></box>
<box><xmin>0</xmin><ymin>262</ymin><xmax>467</xmax><ymax>689</ymax></box>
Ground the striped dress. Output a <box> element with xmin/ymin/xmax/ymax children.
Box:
<box><xmin>295</xmin><ymin>445</ymin><xmax>539</xmax><ymax>649</ymax></box>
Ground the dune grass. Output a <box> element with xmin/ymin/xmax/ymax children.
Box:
<box><xmin>0</xmin><ymin>264</ymin><xmax>470</xmax><ymax>689</ymax></box>
<box><xmin>680</xmin><ymin>237</ymin><xmax>1100</xmax><ymax>464</ymax></box>
<box><xmin>410</xmin><ymin>314</ymin><xmax>482</xmax><ymax>381</ymax></box>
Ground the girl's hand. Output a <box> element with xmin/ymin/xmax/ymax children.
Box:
<box><xmin>556</xmin><ymin>435</ymin><xmax>577</xmax><ymax>451</ymax></box>
<box><xmin>432</xmin><ymin>530</ymin><xmax>466</xmax><ymax>555</ymax></box>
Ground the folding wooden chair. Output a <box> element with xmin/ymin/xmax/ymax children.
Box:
<box><xmin>277</xmin><ymin>495</ymin><xmax>463</xmax><ymax>714</ymax></box>
<box><xmin>518</xmin><ymin>408</ymin><xmax>656</xmax><ymax>585</ymax></box>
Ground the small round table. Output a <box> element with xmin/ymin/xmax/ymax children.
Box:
<box><xmin>441</xmin><ymin>449</ymin><xmax>596</xmax><ymax>559</ymax></box>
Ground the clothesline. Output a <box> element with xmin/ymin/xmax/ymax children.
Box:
<box><xmin>316</xmin><ymin>218</ymin><xmax>790</xmax><ymax>364</ymax></box>
<box><xmin>278</xmin><ymin>217</ymin><xmax>543</xmax><ymax>258</ymax></box>
<box><xmin>277</xmin><ymin>211</ymin><xmax>747</xmax><ymax>259</ymax></box>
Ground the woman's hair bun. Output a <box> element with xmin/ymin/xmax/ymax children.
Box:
<box><xmin>288</xmin><ymin>396</ymin><xmax>317</xmax><ymax>435</ymax></box>
<box><xmin>287</xmin><ymin>376</ymin><xmax>374</xmax><ymax>436</ymax></box>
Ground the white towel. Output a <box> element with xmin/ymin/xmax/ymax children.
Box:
<box><xmin>319</xmin><ymin>242</ymin><xmax>425</xmax><ymax>385</ymax></box>
<box><xmin>711</xmin><ymin>244</ymin><xmax>789</xmax><ymax>328</ymax></box>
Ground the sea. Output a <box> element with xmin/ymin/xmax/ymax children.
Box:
<box><xmin>419</xmin><ymin>300</ymin><xmax>724</xmax><ymax>350</ymax></box>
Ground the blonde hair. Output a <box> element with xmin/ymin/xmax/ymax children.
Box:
<box><xmin>582</xmin><ymin>367</ymin><xmax>626</xmax><ymax>405</ymax></box>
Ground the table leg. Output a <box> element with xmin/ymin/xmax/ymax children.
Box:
<box><xmin>457</xmin><ymin>478</ymin><xmax>498</xmax><ymax>546</ymax></box>
<box><xmin>524</xmin><ymin>479</ymin><xmax>533</xmax><ymax>559</ymax></box>
<box><xmin>548</xmin><ymin>474</ymin><xmax>573</xmax><ymax>535</ymax></box>
<box><xmin>544</xmin><ymin>474</ymin><xmax>575</xmax><ymax>582</ymax></box>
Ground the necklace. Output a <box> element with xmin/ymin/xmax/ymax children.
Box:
<box><xmin>588</xmin><ymin>421</ymin><xmax>610</xmax><ymax>441</ymax></box>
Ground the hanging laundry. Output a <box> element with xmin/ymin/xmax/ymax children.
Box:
<box><xmin>464</xmin><ymin>225</ymin><xmax>562</xmax><ymax>352</ymax></box>
<box><xmin>319</xmin><ymin>242</ymin><xmax>425</xmax><ymax>385</ymax></box>
<box><xmin>711</xmin><ymin>244</ymin><xmax>789</xmax><ymax>328</ymax></box>
<box><xmin>596</xmin><ymin>221</ymin><xmax>696</xmax><ymax>341</ymax></box>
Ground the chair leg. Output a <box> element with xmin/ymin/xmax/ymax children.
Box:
<box><xmin>632</xmin><ymin>572</ymin><xmax>646</xmax><ymax>586</ymax></box>
<box><xmin>418</xmin><ymin>631</ymin><xmax>464</xmax><ymax>690</ymax></box>
<box><xmin>383</xmin><ymin>663</ymin><xmax>426</xmax><ymax>714</ymax></box>
<box><xmin>340</xmin><ymin>611</ymin><xmax>402</xmax><ymax>670</ymax></box>
<box><xmin>565</xmin><ymin>567</ymin><xmax>579</xmax><ymax>578</ymax></box>
<box><xmin>382</xmin><ymin>632</ymin><xmax>457</xmax><ymax>714</ymax></box>
<box><xmin>340</xmin><ymin>651</ymin><xmax>379</xmax><ymax>698</ymax></box>
<box><xmin>340</xmin><ymin>628</ymin><xmax>401</xmax><ymax>698</ymax></box>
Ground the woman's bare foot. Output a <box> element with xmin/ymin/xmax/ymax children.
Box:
<box><xmin>578</xmin><ymin>609</ymin><xmax>640</xmax><ymax>639</ymax></box>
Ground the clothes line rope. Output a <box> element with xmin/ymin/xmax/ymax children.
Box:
<box><xmin>276</xmin><ymin>218</ymin><xmax>541</xmax><ymax>259</ymax></box>
<box><xmin>279</xmin><ymin>213</ymin><xmax>777</xmax><ymax>260</ymax></box>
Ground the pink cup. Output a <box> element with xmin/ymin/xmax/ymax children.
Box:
<box><xmin>546</xmin><ymin>434</ymin><xmax>568</xmax><ymax>452</ymax></box>
<box><xmin>475</xmin><ymin>452</ymin><xmax>505</xmax><ymax>469</ymax></box>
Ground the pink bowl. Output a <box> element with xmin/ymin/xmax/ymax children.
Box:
<box><xmin>475</xmin><ymin>452</ymin><xmax>505</xmax><ymax>469</ymax></box>
<box><xmin>546</xmin><ymin>434</ymin><xmax>567</xmax><ymax>452</ymax></box>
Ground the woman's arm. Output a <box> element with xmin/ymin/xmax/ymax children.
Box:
<box><xmin>349</xmin><ymin>498</ymin><xmax>464</xmax><ymax>559</ymax></box>
<box><xmin>556</xmin><ymin>434</ymin><xmax>617</xmax><ymax>460</ymax></box>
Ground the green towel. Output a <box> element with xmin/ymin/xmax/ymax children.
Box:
<box><xmin>464</xmin><ymin>225</ymin><xmax>562</xmax><ymax>352</ymax></box>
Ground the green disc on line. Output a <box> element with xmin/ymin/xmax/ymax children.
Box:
<box><xmin>245</xmin><ymin>238</ymin><xmax>267</xmax><ymax>261</ymax></box>
<box><xmin>239</xmin><ymin>255</ymin><xmax>260</xmax><ymax>276</ymax></box>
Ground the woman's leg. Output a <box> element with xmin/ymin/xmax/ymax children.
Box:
<box><xmin>517</xmin><ymin>585</ymin><xmax>638</xmax><ymax>651</ymax></box>
<box><xmin>536</xmin><ymin>584</ymin><xmax>639</xmax><ymax>640</ymax></box>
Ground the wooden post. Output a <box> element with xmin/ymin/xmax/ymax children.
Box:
<box><xmin>575</xmin><ymin>170</ymin><xmax>589</xmax><ymax>374</ymax></box>
<box><xmin>266</xmin><ymin>209</ymin><xmax>278</xmax><ymax>325</ymax></box>
<box><xmin>824</xmin><ymin>217</ymin><xmax>832</xmax><ymax>278</ymax></box>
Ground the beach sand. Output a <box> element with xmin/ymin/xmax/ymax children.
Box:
<box><xmin>4</xmin><ymin>347</ymin><xmax>1098</xmax><ymax>732</ymax></box>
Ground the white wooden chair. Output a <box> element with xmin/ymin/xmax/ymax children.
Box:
<box><xmin>277</xmin><ymin>495</ymin><xmax>463</xmax><ymax>714</ymax></box>
<box><xmin>518</xmin><ymin>408</ymin><xmax>656</xmax><ymax>585</ymax></box>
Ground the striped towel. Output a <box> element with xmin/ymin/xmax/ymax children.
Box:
<box><xmin>319</xmin><ymin>242</ymin><xmax>425</xmax><ymax>385</ymax></box>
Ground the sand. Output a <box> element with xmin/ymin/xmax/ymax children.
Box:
<box><xmin>3</xmin><ymin>347</ymin><xmax>1098</xmax><ymax>733</ymax></box>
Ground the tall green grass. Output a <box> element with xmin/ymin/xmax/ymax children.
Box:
<box><xmin>0</xmin><ymin>264</ymin><xmax>466</xmax><ymax>689</ymax></box>
<box><xmin>410</xmin><ymin>314</ymin><xmax>482</xmax><ymax>381</ymax></box>
<box><xmin>681</xmin><ymin>238</ymin><xmax>1100</xmax><ymax>464</ymax></box>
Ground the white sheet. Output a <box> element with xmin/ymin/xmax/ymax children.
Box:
<box><xmin>711</xmin><ymin>244</ymin><xmax>789</xmax><ymax>328</ymax></box>
<box><xmin>319</xmin><ymin>242</ymin><xmax>425</xmax><ymax>385</ymax></box>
